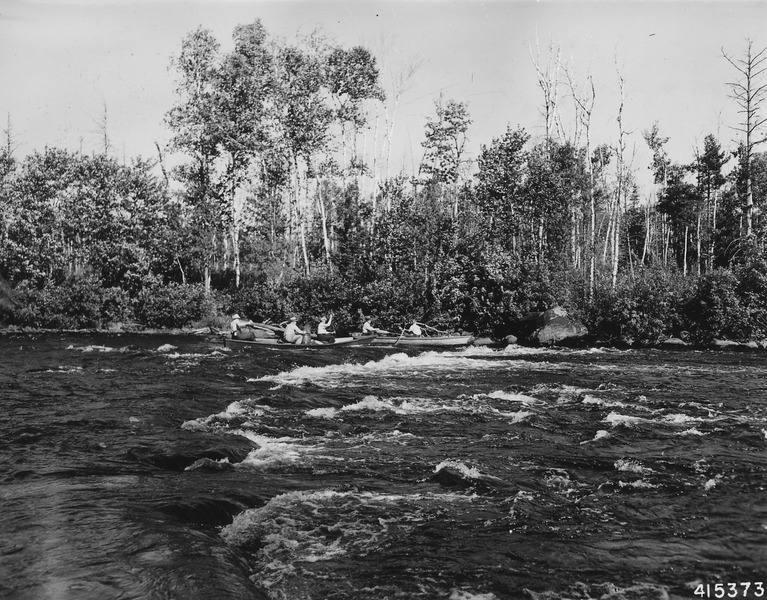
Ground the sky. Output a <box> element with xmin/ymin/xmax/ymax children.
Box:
<box><xmin>1</xmin><ymin>0</ymin><xmax>766</xmax><ymax>196</ymax></box>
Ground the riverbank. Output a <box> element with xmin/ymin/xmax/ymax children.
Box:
<box><xmin>5</xmin><ymin>323</ymin><xmax>767</xmax><ymax>354</ymax></box>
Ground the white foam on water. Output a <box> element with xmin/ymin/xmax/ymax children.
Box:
<box><xmin>662</xmin><ymin>413</ymin><xmax>701</xmax><ymax>425</ymax></box>
<box><xmin>449</xmin><ymin>590</ymin><xmax>500</xmax><ymax>600</ymax></box>
<box><xmin>434</xmin><ymin>459</ymin><xmax>502</xmax><ymax>482</ymax></box>
<box><xmin>156</xmin><ymin>343</ymin><xmax>177</xmax><ymax>352</ymax></box>
<box><xmin>334</xmin><ymin>394</ymin><xmax>534</xmax><ymax>422</ymax></box>
<box><xmin>501</xmin><ymin>345</ymin><xmax>560</xmax><ymax>356</ymax></box>
<box><xmin>602</xmin><ymin>412</ymin><xmax>649</xmax><ymax>427</ymax></box>
<box><xmin>693</xmin><ymin>459</ymin><xmax>709</xmax><ymax>474</ymax></box>
<box><xmin>580</xmin><ymin>429</ymin><xmax>611</xmax><ymax>444</ymax></box>
<box><xmin>181</xmin><ymin>400</ymin><xmax>257</xmax><ymax>431</ymax></box>
<box><xmin>238</xmin><ymin>436</ymin><xmax>307</xmax><ymax>469</ymax></box>
<box><xmin>252</xmin><ymin>351</ymin><xmax>546</xmax><ymax>389</ymax></box>
<box><xmin>67</xmin><ymin>344</ymin><xmax>138</xmax><ymax>353</ymax></box>
<box><xmin>704</xmin><ymin>474</ymin><xmax>723</xmax><ymax>490</ymax></box>
<box><xmin>360</xmin><ymin>429</ymin><xmax>418</xmax><ymax>444</ymax></box>
<box><xmin>342</xmin><ymin>395</ymin><xmax>399</xmax><ymax>412</ymax></box>
<box><xmin>526</xmin><ymin>582</ymin><xmax>669</xmax><ymax>600</ymax></box>
<box><xmin>305</xmin><ymin>407</ymin><xmax>338</xmax><ymax>419</ymax></box>
<box><xmin>165</xmin><ymin>351</ymin><xmax>209</xmax><ymax>360</ymax></box>
<box><xmin>221</xmin><ymin>488</ymin><xmax>474</xmax><ymax>595</ymax></box>
<box><xmin>614</xmin><ymin>459</ymin><xmax>654</xmax><ymax>475</ymax></box>
<box><xmin>582</xmin><ymin>395</ymin><xmax>652</xmax><ymax>413</ymax></box>
<box><xmin>678</xmin><ymin>428</ymin><xmax>706</xmax><ymax>436</ymax></box>
<box><xmin>679</xmin><ymin>401</ymin><xmax>720</xmax><ymax>417</ymax></box>
<box><xmin>617</xmin><ymin>479</ymin><xmax>659</xmax><ymax>489</ymax></box>
<box><xmin>544</xmin><ymin>469</ymin><xmax>578</xmax><ymax>494</ymax></box>
<box><xmin>483</xmin><ymin>390</ymin><xmax>540</xmax><ymax>405</ymax></box>
<box><xmin>529</xmin><ymin>383</ymin><xmax>599</xmax><ymax>401</ymax></box>
<box><xmin>46</xmin><ymin>365</ymin><xmax>84</xmax><ymax>374</ymax></box>
<box><xmin>67</xmin><ymin>344</ymin><xmax>115</xmax><ymax>353</ymax></box>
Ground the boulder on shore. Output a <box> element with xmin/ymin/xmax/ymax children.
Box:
<box><xmin>507</xmin><ymin>306</ymin><xmax>588</xmax><ymax>346</ymax></box>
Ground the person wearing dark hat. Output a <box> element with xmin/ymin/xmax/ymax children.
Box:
<box><xmin>283</xmin><ymin>316</ymin><xmax>311</xmax><ymax>344</ymax></box>
<box><xmin>230</xmin><ymin>313</ymin><xmax>257</xmax><ymax>340</ymax></box>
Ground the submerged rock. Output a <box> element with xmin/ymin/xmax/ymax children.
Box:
<box><xmin>503</xmin><ymin>334</ymin><xmax>518</xmax><ymax>346</ymax></box>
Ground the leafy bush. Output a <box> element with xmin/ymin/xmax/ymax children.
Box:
<box><xmin>14</xmin><ymin>276</ymin><xmax>102</xmax><ymax>329</ymax></box>
<box><xmin>100</xmin><ymin>286</ymin><xmax>134</xmax><ymax>324</ymax></box>
<box><xmin>683</xmin><ymin>269</ymin><xmax>745</xmax><ymax>344</ymax></box>
<box><xmin>585</xmin><ymin>269</ymin><xmax>691</xmax><ymax>345</ymax></box>
<box><xmin>134</xmin><ymin>281</ymin><xmax>210</xmax><ymax>328</ymax></box>
<box><xmin>735</xmin><ymin>257</ymin><xmax>767</xmax><ymax>339</ymax></box>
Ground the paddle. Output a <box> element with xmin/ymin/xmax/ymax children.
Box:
<box><xmin>420</xmin><ymin>322</ymin><xmax>449</xmax><ymax>336</ymax></box>
<box><xmin>393</xmin><ymin>327</ymin><xmax>406</xmax><ymax>345</ymax></box>
<box><xmin>250</xmin><ymin>322</ymin><xmax>283</xmax><ymax>334</ymax></box>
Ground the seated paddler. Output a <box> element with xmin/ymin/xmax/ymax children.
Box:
<box><xmin>230</xmin><ymin>314</ymin><xmax>257</xmax><ymax>340</ymax></box>
<box><xmin>283</xmin><ymin>316</ymin><xmax>312</xmax><ymax>345</ymax></box>
<box><xmin>316</xmin><ymin>314</ymin><xmax>335</xmax><ymax>343</ymax></box>
<box><xmin>406</xmin><ymin>318</ymin><xmax>423</xmax><ymax>337</ymax></box>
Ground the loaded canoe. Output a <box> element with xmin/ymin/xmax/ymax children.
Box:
<box><xmin>223</xmin><ymin>335</ymin><xmax>377</xmax><ymax>350</ymax></box>
<box><xmin>352</xmin><ymin>334</ymin><xmax>475</xmax><ymax>347</ymax></box>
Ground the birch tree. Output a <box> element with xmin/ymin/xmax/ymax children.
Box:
<box><xmin>215</xmin><ymin>20</ymin><xmax>273</xmax><ymax>287</ymax></box>
<box><xmin>566</xmin><ymin>68</ymin><xmax>596</xmax><ymax>297</ymax></box>
<box><xmin>419</xmin><ymin>95</ymin><xmax>472</xmax><ymax>217</ymax></box>
<box><xmin>166</xmin><ymin>27</ymin><xmax>222</xmax><ymax>293</ymax></box>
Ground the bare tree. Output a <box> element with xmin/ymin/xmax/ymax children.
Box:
<box><xmin>530</xmin><ymin>36</ymin><xmax>562</xmax><ymax>145</ymax></box>
<box><xmin>373</xmin><ymin>43</ymin><xmax>423</xmax><ymax>209</ymax></box>
<box><xmin>96</xmin><ymin>100</ymin><xmax>111</xmax><ymax>155</ymax></box>
<box><xmin>3</xmin><ymin>113</ymin><xmax>18</xmax><ymax>158</ymax></box>
<box><xmin>612</xmin><ymin>60</ymin><xmax>628</xmax><ymax>289</ymax></box>
<box><xmin>722</xmin><ymin>38</ymin><xmax>767</xmax><ymax>237</ymax></box>
<box><xmin>566</xmin><ymin>67</ymin><xmax>597</xmax><ymax>298</ymax></box>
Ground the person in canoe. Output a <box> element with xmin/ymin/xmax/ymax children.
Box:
<box><xmin>230</xmin><ymin>314</ymin><xmax>258</xmax><ymax>340</ymax></box>
<box><xmin>406</xmin><ymin>318</ymin><xmax>423</xmax><ymax>337</ymax></box>
<box><xmin>362</xmin><ymin>315</ymin><xmax>389</xmax><ymax>336</ymax></box>
<box><xmin>284</xmin><ymin>316</ymin><xmax>312</xmax><ymax>345</ymax></box>
<box><xmin>316</xmin><ymin>314</ymin><xmax>335</xmax><ymax>343</ymax></box>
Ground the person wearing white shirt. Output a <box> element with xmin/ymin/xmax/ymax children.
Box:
<box><xmin>407</xmin><ymin>319</ymin><xmax>423</xmax><ymax>337</ymax></box>
<box><xmin>283</xmin><ymin>316</ymin><xmax>310</xmax><ymax>344</ymax></box>
<box><xmin>317</xmin><ymin>314</ymin><xmax>335</xmax><ymax>343</ymax></box>
<box><xmin>230</xmin><ymin>314</ymin><xmax>257</xmax><ymax>340</ymax></box>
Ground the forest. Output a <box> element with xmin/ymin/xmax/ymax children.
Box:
<box><xmin>2</xmin><ymin>20</ymin><xmax>767</xmax><ymax>346</ymax></box>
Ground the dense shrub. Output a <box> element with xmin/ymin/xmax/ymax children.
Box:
<box><xmin>100</xmin><ymin>286</ymin><xmax>134</xmax><ymax>324</ymax></box>
<box><xmin>13</xmin><ymin>277</ymin><xmax>102</xmax><ymax>329</ymax></box>
<box><xmin>134</xmin><ymin>281</ymin><xmax>211</xmax><ymax>328</ymax></box>
<box><xmin>735</xmin><ymin>257</ymin><xmax>767</xmax><ymax>339</ymax></box>
<box><xmin>228</xmin><ymin>281</ymin><xmax>290</xmax><ymax>324</ymax></box>
<box><xmin>584</xmin><ymin>269</ymin><xmax>691</xmax><ymax>345</ymax></box>
<box><xmin>683</xmin><ymin>270</ymin><xmax>745</xmax><ymax>344</ymax></box>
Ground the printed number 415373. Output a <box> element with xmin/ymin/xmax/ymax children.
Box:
<box><xmin>694</xmin><ymin>582</ymin><xmax>765</xmax><ymax>598</ymax></box>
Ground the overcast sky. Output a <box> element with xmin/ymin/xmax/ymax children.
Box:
<box><xmin>1</xmin><ymin>0</ymin><xmax>765</xmax><ymax>193</ymax></box>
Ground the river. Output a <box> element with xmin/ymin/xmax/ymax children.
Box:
<box><xmin>1</xmin><ymin>332</ymin><xmax>766</xmax><ymax>600</ymax></box>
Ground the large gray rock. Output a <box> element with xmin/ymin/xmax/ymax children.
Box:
<box><xmin>531</xmin><ymin>307</ymin><xmax>588</xmax><ymax>346</ymax></box>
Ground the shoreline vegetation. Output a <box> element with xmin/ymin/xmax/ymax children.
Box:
<box><xmin>3</xmin><ymin>22</ymin><xmax>767</xmax><ymax>349</ymax></box>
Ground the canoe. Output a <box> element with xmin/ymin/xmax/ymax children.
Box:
<box><xmin>352</xmin><ymin>334</ymin><xmax>475</xmax><ymax>347</ymax></box>
<box><xmin>223</xmin><ymin>335</ymin><xmax>377</xmax><ymax>350</ymax></box>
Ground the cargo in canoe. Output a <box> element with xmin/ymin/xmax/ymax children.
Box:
<box><xmin>352</xmin><ymin>333</ymin><xmax>475</xmax><ymax>347</ymax></box>
<box><xmin>223</xmin><ymin>335</ymin><xmax>377</xmax><ymax>350</ymax></box>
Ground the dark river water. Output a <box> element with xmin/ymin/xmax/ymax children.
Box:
<box><xmin>2</xmin><ymin>333</ymin><xmax>766</xmax><ymax>600</ymax></box>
